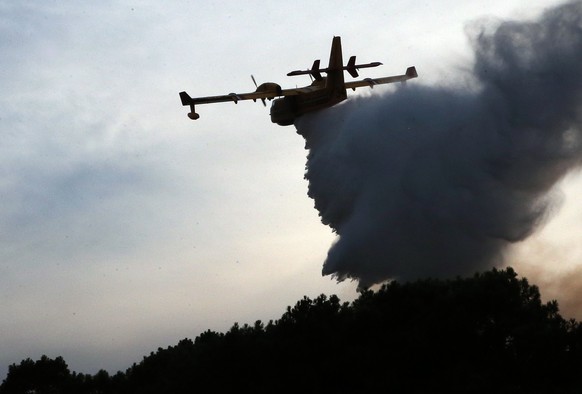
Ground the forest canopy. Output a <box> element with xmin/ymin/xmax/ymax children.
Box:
<box><xmin>2</xmin><ymin>267</ymin><xmax>581</xmax><ymax>393</ymax></box>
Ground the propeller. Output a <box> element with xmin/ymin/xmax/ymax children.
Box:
<box><xmin>251</xmin><ymin>75</ymin><xmax>266</xmax><ymax>107</ymax></box>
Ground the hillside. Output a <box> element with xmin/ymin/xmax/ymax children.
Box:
<box><xmin>2</xmin><ymin>267</ymin><xmax>581</xmax><ymax>393</ymax></box>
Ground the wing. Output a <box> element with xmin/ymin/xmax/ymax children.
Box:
<box><xmin>181</xmin><ymin>86</ymin><xmax>300</xmax><ymax>106</ymax></box>
<box><xmin>179</xmin><ymin>86</ymin><xmax>301</xmax><ymax>120</ymax></box>
<box><xmin>189</xmin><ymin>91</ymin><xmax>275</xmax><ymax>105</ymax></box>
<box><xmin>344</xmin><ymin>66</ymin><xmax>418</xmax><ymax>91</ymax></box>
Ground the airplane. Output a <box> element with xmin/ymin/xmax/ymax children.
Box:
<box><xmin>179</xmin><ymin>36</ymin><xmax>417</xmax><ymax>126</ymax></box>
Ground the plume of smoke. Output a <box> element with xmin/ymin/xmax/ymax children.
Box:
<box><xmin>295</xmin><ymin>1</ymin><xmax>582</xmax><ymax>289</ymax></box>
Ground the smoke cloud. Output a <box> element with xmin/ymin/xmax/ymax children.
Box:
<box><xmin>295</xmin><ymin>1</ymin><xmax>582</xmax><ymax>289</ymax></box>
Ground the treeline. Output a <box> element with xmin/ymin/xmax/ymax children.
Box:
<box><xmin>2</xmin><ymin>267</ymin><xmax>582</xmax><ymax>393</ymax></box>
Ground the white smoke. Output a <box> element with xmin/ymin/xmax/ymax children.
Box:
<box><xmin>296</xmin><ymin>1</ymin><xmax>582</xmax><ymax>289</ymax></box>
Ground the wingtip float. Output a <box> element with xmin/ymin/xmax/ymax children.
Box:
<box><xmin>179</xmin><ymin>36</ymin><xmax>418</xmax><ymax>126</ymax></box>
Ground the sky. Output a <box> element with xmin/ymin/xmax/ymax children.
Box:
<box><xmin>0</xmin><ymin>0</ymin><xmax>577</xmax><ymax>378</ymax></box>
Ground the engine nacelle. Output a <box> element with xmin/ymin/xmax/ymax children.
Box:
<box><xmin>188</xmin><ymin>112</ymin><xmax>200</xmax><ymax>120</ymax></box>
<box><xmin>255</xmin><ymin>82</ymin><xmax>282</xmax><ymax>96</ymax></box>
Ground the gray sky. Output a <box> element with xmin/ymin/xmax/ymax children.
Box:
<box><xmin>0</xmin><ymin>0</ymin><xmax>575</xmax><ymax>377</ymax></box>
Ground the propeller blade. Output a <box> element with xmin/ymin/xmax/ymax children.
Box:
<box><xmin>251</xmin><ymin>75</ymin><xmax>266</xmax><ymax>106</ymax></box>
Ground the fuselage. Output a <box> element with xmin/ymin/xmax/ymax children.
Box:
<box><xmin>269</xmin><ymin>79</ymin><xmax>346</xmax><ymax>125</ymax></box>
<box><xmin>270</xmin><ymin>36</ymin><xmax>347</xmax><ymax>126</ymax></box>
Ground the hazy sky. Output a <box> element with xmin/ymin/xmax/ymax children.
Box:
<box><xmin>0</xmin><ymin>0</ymin><xmax>575</xmax><ymax>378</ymax></box>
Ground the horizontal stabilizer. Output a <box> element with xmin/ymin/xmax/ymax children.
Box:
<box><xmin>289</xmin><ymin>57</ymin><xmax>383</xmax><ymax>80</ymax></box>
<box><xmin>287</xmin><ymin>59</ymin><xmax>323</xmax><ymax>80</ymax></box>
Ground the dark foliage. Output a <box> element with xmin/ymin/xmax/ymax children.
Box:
<box><xmin>2</xmin><ymin>267</ymin><xmax>581</xmax><ymax>393</ymax></box>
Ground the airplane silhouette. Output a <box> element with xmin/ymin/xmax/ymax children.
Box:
<box><xmin>179</xmin><ymin>36</ymin><xmax>417</xmax><ymax>126</ymax></box>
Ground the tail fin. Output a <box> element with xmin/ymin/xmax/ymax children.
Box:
<box><xmin>311</xmin><ymin>59</ymin><xmax>322</xmax><ymax>80</ymax></box>
<box><xmin>346</xmin><ymin>55</ymin><xmax>358</xmax><ymax>78</ymax></box>
<box><xmin>325</xmin><ymin>36</ymin><xmax>346</xmax><ymax>101</ymax></box>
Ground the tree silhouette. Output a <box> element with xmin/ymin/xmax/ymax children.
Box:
<box><xmin>0</xmin><ymin>355</ymin><xmax>71</xmax><ymax>394</ymax></box>
<box><xmin>2</xmin><ymin>267</ymin><xmax>581</xmax><ymax>393</ymax></box>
